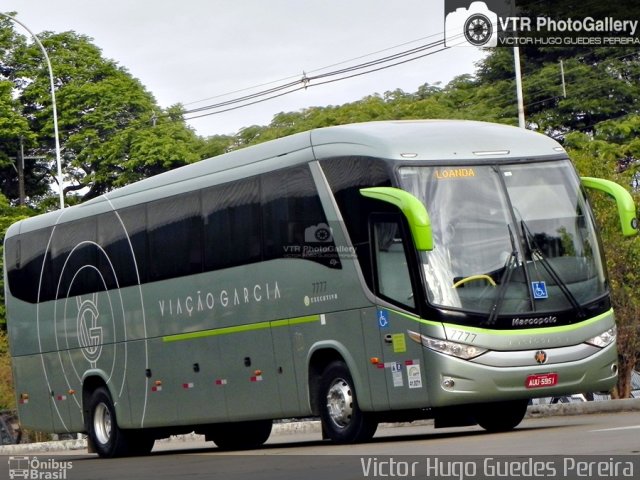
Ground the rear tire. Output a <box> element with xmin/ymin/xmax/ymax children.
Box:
<box><xmin>207</xmin><ymin>419</ymin><xmax>273</xmax><ymax>450</ymax></box>
<box><xmin>318</xmin><ymin>361</ymin><xmax>378</xmax><ymax>443</ymax></box>
<box><xmin>474</xmin><ymin>399</ymin><xmax>528</xmax><ymax>432</ymax></box>
<box><xmin>86</xmin><ymin>386</ymin><xmax>154</xmax><ymax>457</ymax></box>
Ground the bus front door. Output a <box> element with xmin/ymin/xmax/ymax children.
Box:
<box><xmin>371</xmin><ymin>215</ymin><xmax>430</xmax><ymax>409</ymax></box>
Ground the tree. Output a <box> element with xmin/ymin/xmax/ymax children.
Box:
<box><xmin>4</xmin><ymin>28</ymin><xmax>202</xmax><ymax>203</ymax></box>
<box><xmin>566</xmin><ymin>116</ymin><xmax>640</xmax><ymax>397</ymax></box>
<box><xmin>0</xmin><ymin>16</ymin><xmax>43</xmax><ymax>204</ymax></box>
<box><xmin>476</xmin><ymin>45</ymin><xmax>640</xmax><ymax>137</ymax></box>
<box><xmin>198</xmin><ymin>134</ymin><xmax>235</xmax><ymax>160</ymax></box>
<box><xmin>0</xmin><ymin>328</ymin><xmax>15</xmax><ymax>409</ymax></box>
<box><xmin>0</xmin><ymin>79</ymin><xmax>40</xmax><ymax>200</ymax></box>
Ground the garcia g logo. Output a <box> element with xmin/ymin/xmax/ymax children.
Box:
<box><xmin>76</xmin><ymin>294</ymin><xmax>103</xmax><ymax>368</ymax></box>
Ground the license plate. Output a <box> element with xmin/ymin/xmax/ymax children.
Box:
<box><xmin>525</xmin><ymin>373</ymin><xmax>558</xmax><ymax>389</ymax></box>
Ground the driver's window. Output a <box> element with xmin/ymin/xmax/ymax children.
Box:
<box><xmin>373</xmin><ymin>219</ymin><xmax>415</xmax><ymax>309</ymax></box>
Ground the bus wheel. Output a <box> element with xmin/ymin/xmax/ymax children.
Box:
<box><xmin>319</xmin><ymin>361</ymin><xmax>378</xmax><ymax>443</ymax></box>
<box><xmin>86</xmin><ymin>386</ymin><xmax>154</xmax><ymax>457</ymax></box>
<box><xmin>207</xmin><ymin>420</ymin><xmax>273</xmax><ymax>450</ymax></box>
<box><xmin>474</xmin><ymin>399</ymin><xmax>528</xmax><ymax>432</ymax></box>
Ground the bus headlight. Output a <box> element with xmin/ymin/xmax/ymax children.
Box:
<box><xmin>585</xmin><ymin>326</ymin><xmax>617</xmax><ymax>348</ymax></box>
<box><xmin>408</xmin><ymin>330</ymin><xmax>487</xmax><ymax>360</ymax></box>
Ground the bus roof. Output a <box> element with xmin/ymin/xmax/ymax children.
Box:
<box><xmin>7</xmin><ymin>120</ymin><xmax>566</xmax><ymax>236</ymax></box>
<box><xmin>100</xmin><ymin>120</ymin><xmax>565</xmax><ymax>201</ymax></box>
<box><xmin>310</xmin><ymin>120</ymin><xmax>565</xmax><ymax>160</ymax></box>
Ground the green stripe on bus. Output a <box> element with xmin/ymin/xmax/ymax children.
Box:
<box><xmin>388</xmin><ymin>307</ymin><xmax>613</xmax><ymax>336</ymax></box>
<box><xmin>162</xmin><ymin>314</ymin><xmax>320</xmax><ymax>343</ymax></box>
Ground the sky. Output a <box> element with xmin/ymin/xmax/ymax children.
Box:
<box><xmin>1</xmin><ymin>0</ymin><xmax>485</xmax><ymax>137</ymax></box>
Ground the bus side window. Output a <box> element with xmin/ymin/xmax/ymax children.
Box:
<box><xmin>372</xmin><ymin>218</ymin><xmax>415</xmax><ymax>309</ymax></box>
<box><xmin>147</xmin><ymin>191</ymin><xmax>202</xmax><ymax>281</ymax></box>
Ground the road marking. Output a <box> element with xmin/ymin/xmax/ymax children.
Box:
<box><xmin>591</xmin><ymin>425</ymin><xmax>640</xmax><ymax>432</ymax></box>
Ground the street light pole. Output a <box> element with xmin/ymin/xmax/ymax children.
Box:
<box><xmin>1</xmin><ymin>12</ymin><xmax>64</xmax><ymax>209</ymax></box>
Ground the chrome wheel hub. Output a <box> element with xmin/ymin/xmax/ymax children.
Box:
<box><xmin>326</xmin><ymin>378</ymin><xmax>353</xmax><ymax>428</ymax></box>
<box><xmin>93</xmin><ymin>402</ymin><xmax>112</xmax><ymax>445</ymax></box>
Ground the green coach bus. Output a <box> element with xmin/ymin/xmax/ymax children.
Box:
<box><xmin>3</xmin><ymin>120</ymin><xmax>637</xmax><ymax>457</ymax></box>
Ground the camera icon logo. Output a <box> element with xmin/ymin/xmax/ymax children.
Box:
<box><xmin>304</xmin><ymin>223</ymin><xmax>333</xmax><ymax>243</ymax></box>
<box><xmin>445</xmin><ymin>1</ymin><xmax>498</xmax><ymax>47</ymax></box>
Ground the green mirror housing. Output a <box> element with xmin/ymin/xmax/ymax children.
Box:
<box><xmin>581</xmin><ymin>177</ymin><xmax>638</xmax><ymax>237</ymax></box>
<box><xmin>360</xmin><ymin>186</ymin><xmax>434</xmax><ymax>251</ymax></box>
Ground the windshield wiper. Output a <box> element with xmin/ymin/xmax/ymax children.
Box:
<box><xmin>520</xmin><ymin>220</ymin><xmax>585</xmax><ymax>318</ymax></box>
<box><xmin>487</xmin><ymin>225</ymin><xmax>518</xmax><ymax>325</ymax></box>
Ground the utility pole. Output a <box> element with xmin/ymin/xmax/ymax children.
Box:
<box><xmin>560</xmin><ymin>59</ymin><xmax>567</xmax><ymax>98</ymax></box>
<box><xmin>17</xmin><ymin>137</ymin><xmax>25</xmax><ymax>206</ymax></box>
<box><xmin>513</xmin><ymin>46</ymin><xmax>525</xmax><ymax>128</ymax></box>
<box><xmin>10</xmin><ymin>138</ymin><xmax>46</xmax><ymax>206</ymax></box>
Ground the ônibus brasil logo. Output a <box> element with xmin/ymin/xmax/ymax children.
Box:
<box><xmin>8</xmin><ymin>456</ymin><xmax>73</xmax><ymax>480</ymax></box>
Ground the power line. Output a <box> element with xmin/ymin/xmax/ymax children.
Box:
<box><xmin>181</xmin><ymin>32</ymin><xmax>448</xmax><ymax>108</ymax></box>
<box><xmin>179</xmin><ymin>34</ymin><xmax>638</xmax><ymax>126</ymax></box>
<box><xmin>182</xmin><ymin>36</ymin><xmax>455</xmax><ymax>120</ymax></box>
<box><xmin>182</xmin><ymin>38</ymin><xmax>450</xmax><ymax>117</ymax></box>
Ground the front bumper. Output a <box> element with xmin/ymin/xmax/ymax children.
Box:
<box><xmin>424</xmin><ymin>342</ymin><xmax>617</xmax><ymax>407</ymax></box>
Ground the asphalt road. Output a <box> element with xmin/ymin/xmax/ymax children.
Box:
<box><xmin>3</xmin><ymin>412</ymin><xmax>639</xmax><ymax>480</ymax></box>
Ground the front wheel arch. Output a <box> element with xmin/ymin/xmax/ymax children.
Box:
<box><xmin>307</xmin><ymin>343</ymin><xmax>370</xmax><ymax>415</ymax></box>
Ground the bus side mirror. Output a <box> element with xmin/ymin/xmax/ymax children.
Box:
<box><xmin>359</xmin><ymin>187</ymin><xmax>434</xmax><ymax>251</ymax></box>
<box><xmin>581</xmin><ymin>177</ymin><xmax>638</xmax><ymax>237</ymax></box>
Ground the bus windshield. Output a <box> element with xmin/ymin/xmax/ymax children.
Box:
<box><xmin>398</xmin><ymin>160</ymin><xmax>607</xmax><ymax>317</ymax></box>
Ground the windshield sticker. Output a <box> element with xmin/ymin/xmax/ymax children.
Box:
<box><xmin>435</xmin><ymin>168</ymin><xmax>476</xmax><ymax>180</ymax></box>
<box><xmin>532</xmin><ymin>281</ymin><xmax>549</xmax><ymax>299</ymax></box>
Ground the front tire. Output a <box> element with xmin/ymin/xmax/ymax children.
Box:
<box><xmin>86</xmin><ymin>386</ymin><xmax>154</xmax><ymax>457</ymax></box>
<box><xmin>474</xmin><ymin>399</ymin><xmax>528</xmax><ymax>432</ymax></box>
<box><xmin>318</xmin><ymin>361</ymin><xmax>378</xmax><ymax>443</ymax></box>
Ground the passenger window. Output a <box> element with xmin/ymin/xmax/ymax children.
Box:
<box><xmin>8</xmin><ymin>227</ymin><xmax>54</xmax><ymax>303</ymax></box>
<box><xmin>52</xmin><ymin>218</ymin><xmax>98</xmax><ymax>298</ymax></box>
<box><xmin>98</xmin><ymin>210</ymin><xmax>142</xmax><ymax>289</ymax></box>
<box><xmin>203</xmin><ymin>177</ymin><xmax>261</xmax><ymax>270</ymax></box>
<box><xmin>147</xmin><ymin>191</ymin><xmax>202</xmax><ymax>281</ymax></box>
<box><xmin>262</xmin><ymin>165</ymin><xmax>341</xmax><ymax>269</ymax></box>
<box><xmin>117</xmin><ymin>204</ymin><xmax>149</xmax><ymax>284</ymax></box>
<box><xmin>373</xmin><ymin>218</ymin><xmax>415</xmax><ymax>309</ymax></box>
<box><xmin>322</xmin><ymin>156</ymin><xmax>392</xmax><ymax>287</ymax></box>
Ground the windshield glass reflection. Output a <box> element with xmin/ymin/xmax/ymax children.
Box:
<box><xmin>398</xmin><ymin>161</ymin><xmax>607</xmax><ymax>317</ymax></box>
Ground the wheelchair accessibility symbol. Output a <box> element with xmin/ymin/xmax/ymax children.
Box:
<box><xmin>378</xmin><ymin>309</ymin><xmax>390</xmax><ymax>328</ymax></box>
<box><xmin>532</xmin><ymin>281</ymin><xmax>548</xmax><ymax>299</ymax></box>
